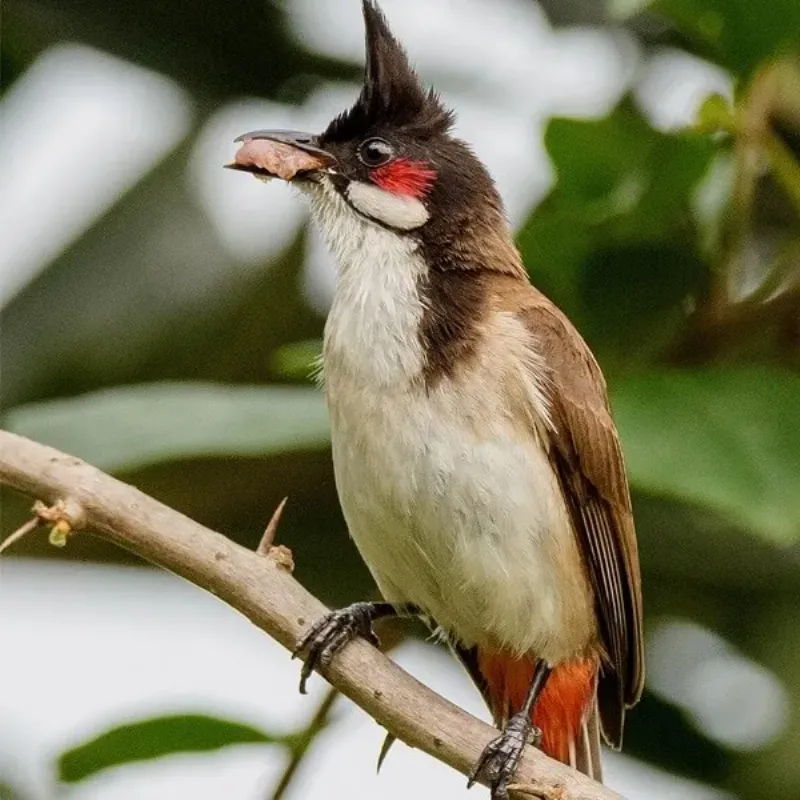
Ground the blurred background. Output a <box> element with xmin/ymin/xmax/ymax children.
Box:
<box><xmin>1</xmin><ymin>0</ymin><xmax>799</xmax><ymax>798</ymax></box>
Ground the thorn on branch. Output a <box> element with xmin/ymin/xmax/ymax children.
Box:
<box><xmin>0</xmin><ymin>498</ymin><xmax>86</xmax><ymax>554</ymax></box>
<box><xmin>0</xmin><ymin>516</ymin><xmax>39</xmax><ymax>554</ymax></box>
<box><xmin>377</xmin><ymin>731</ymin><xmax>397</xmax><ymax>774</ymax></box>
<box><xmin>256</xmin><ymin>497</ymin><xmax>294</xmax><ymax>571</ymax></box>
<box><xmin>257</xmin><ymin>496</ymin><xmax>288</xmax><ymax>553</ymax></box>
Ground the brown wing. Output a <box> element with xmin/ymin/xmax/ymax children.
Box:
<box><xmin>517</xmin><ymin>294</ymin><xmax>645</xmax><ymax>748</ymax></box>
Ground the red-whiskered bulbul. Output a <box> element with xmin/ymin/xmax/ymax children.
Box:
<box><xmin>229</xmin><ymin>2</ymin><xmax>644</xmax><ymax>796</ymax></box>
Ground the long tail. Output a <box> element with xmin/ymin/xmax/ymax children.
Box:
<box><xmin>477</xmin><ymin>650</ymin><xmax>603</xmax><ymax>782</ymax></box>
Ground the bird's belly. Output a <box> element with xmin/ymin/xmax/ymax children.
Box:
<box><xmin>328</xmin><ymin>382</ymin><xmax>595</xmax><ymax>663</ymax></box>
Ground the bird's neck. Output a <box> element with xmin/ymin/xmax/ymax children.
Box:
<box><xmin>322</xmin><ymin>213</ymin><xmax>429</xmax><ymax>389</ymax></box>
<box><xmin>313</xmin><ymin>186</ymin><xmax>528</xmax><ymax>390</ymax></box>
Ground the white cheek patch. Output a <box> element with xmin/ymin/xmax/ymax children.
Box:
<box><xmin>346</xmin><ymin>180</ymin><xmax>430</xmax><ymax>230</ymax></box>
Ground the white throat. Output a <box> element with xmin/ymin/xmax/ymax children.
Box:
<box><xmin>346</xmin><ymin>181</ymin><xmax>430</xmax><ymax>230</ymax></box>
<box><xmin>304</xmin><ymin>177</ymin><xmax>427</xmax><ymax>389</ymax></box>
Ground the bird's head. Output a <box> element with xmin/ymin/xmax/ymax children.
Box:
<box><xmin>231</xmin><ymin>0</ymin><xmax>520</xmax><ymax>273</ymax></box>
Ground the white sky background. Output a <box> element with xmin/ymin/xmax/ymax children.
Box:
<box><xmin>0</xmin><ymin>0</ymin><xmax>751</xmax><ymax>797</ymax></box>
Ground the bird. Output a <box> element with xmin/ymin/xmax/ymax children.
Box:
<box><xmin>228</xmin><ymin>2</ymin><xmax>644</xmax><ymax>797</ymax></box>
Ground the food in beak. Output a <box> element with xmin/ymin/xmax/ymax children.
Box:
<box><xmin>230</xmin><ymin>138</ymin><xmax>328</xmax><ymax>181</ymax></box>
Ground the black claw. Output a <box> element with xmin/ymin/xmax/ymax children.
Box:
<box><xmin>293</xmin><ymin>602</ymin><xmax>381</xmax><ymax>694</ymax></box>
<box><xmin>468</xmin><ymin>713</ymin><xmax>539</xmax><ymax>800</ymax></box>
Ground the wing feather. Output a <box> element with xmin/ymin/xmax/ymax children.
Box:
<box><xmin>516</xmin><ymin>295</ymin><xmax>645</xmax><ymax>747</ymax></box>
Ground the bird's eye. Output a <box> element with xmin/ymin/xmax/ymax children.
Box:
<box><xmin>357</xmin><ymin>138</ymin><xmax>395</xmax><ymax>167</ymax></box>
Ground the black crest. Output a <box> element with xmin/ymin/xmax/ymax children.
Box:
<box><xmin>322</xmin><ymin>1</ymin><xmax>453</xmax><ymax>143</ymax></box>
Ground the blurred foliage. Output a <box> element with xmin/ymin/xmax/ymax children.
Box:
<box><xmin>612</xmin><ymin>368</ymin><xmax>800</xmax><ymax>544</ymax></box>
<box><xmin>0</xmin><ymin>782</ymin><xmax>23</xmax><ymax>800</ymax></box>
<box><xmin>646</xmin><ymin>0</ymin><xmax>800</xmax><ymax>77</ymax></box>
<box><xmin>518</xmin><ymin>101</ymin><xmax>715</xmax><ymax>364</ymax></box>
<box><xmin>2</xmin><ymin>0</ymin><xmax>358</xmax><ymax>103</ymax></box>
<box><xmin>58</xmin><ymin>714</ymin><xmax>282</xmax><ymax>783</ymax></box>
<box><xmin>4</xmin><ymin>383</ymin><xmax>328</xmax><ymax>472</ymax></box>
<box><xmin>1</xmin><ymin>0</ymin><xmax>799</xmax><ymax>799</ymax></box>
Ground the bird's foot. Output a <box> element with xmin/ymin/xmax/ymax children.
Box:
<box><xmin>468</xmin><ymin>712</ymin><xmax>541</xmax><ymax>800</ymax></box>
<box><xmin>293</xmin><ymin>602</ymin><xmax>380</xmax><ymax>694</ymax></box>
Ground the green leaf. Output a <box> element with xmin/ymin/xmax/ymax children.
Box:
<box><xmin>543</xmin><ymin>104</ymin><xmax>716</xmax><ymax>236</ymax></box>
<box><xmin>612</xmin><ymin>367</ymin><xmax>800</xmax><ymax>544</ymax></box>
<box><xmin>58</xmin><ymin>714</ymin><xmax>281</xmax><ymax>783</ymax></box>
<box><xmin>519</xmin><ymin>101</ymin><xmax>714</xmax><ymax>361</ymax></box>
<box><xmin>516</xmin><ymin>196</ymin><xmax>593</xmax><ymax>319</ymax></box>
<box><xmin>578</xmin><ymin>241</ymin><xmax>706</xmax><ymax>359</ymax></box>
<box><xmin>270</xmin><ymin>339</ymin><xmax>323</xmax><ymax>381</ymax></box>
<box><xmin>650</xmin><ymin>0</ymin><xmax>800</xmax><ymax>77</ymax></box>
<box><xmin>545</xmin><ymin>105</ymin><xmax>654</xmax><ymax>215</ymax></box>
<box><xmin>2</xmin><ymin>382</ymin><xmax>330</xmax><ymax>472</ymax></box>
<box><xmin>695</xmin><ymin>93</ymin><xmax>735</xmax><ymax>134</ymax></box>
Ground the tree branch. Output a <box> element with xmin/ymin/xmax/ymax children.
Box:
<box><xmin>0</xmin><ymin>430</ymin><xmax>623</xmax><ymax>800</ymax></box>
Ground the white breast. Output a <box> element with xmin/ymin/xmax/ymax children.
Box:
<box><xmin>310</xmin><ymin>179</ymin><xmax>595</xmax><ymax>664</ymax></box>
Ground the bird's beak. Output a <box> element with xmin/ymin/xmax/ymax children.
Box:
<box><xmin>225</xmin><ymin>129</ymin><xmax>336</xmax><ymax>182</ymax></box>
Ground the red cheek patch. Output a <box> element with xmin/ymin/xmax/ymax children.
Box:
<box><xmin>370</xmin><ymin>158</ymin><xmax>437</xmax><ymax>199</ymax></box>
